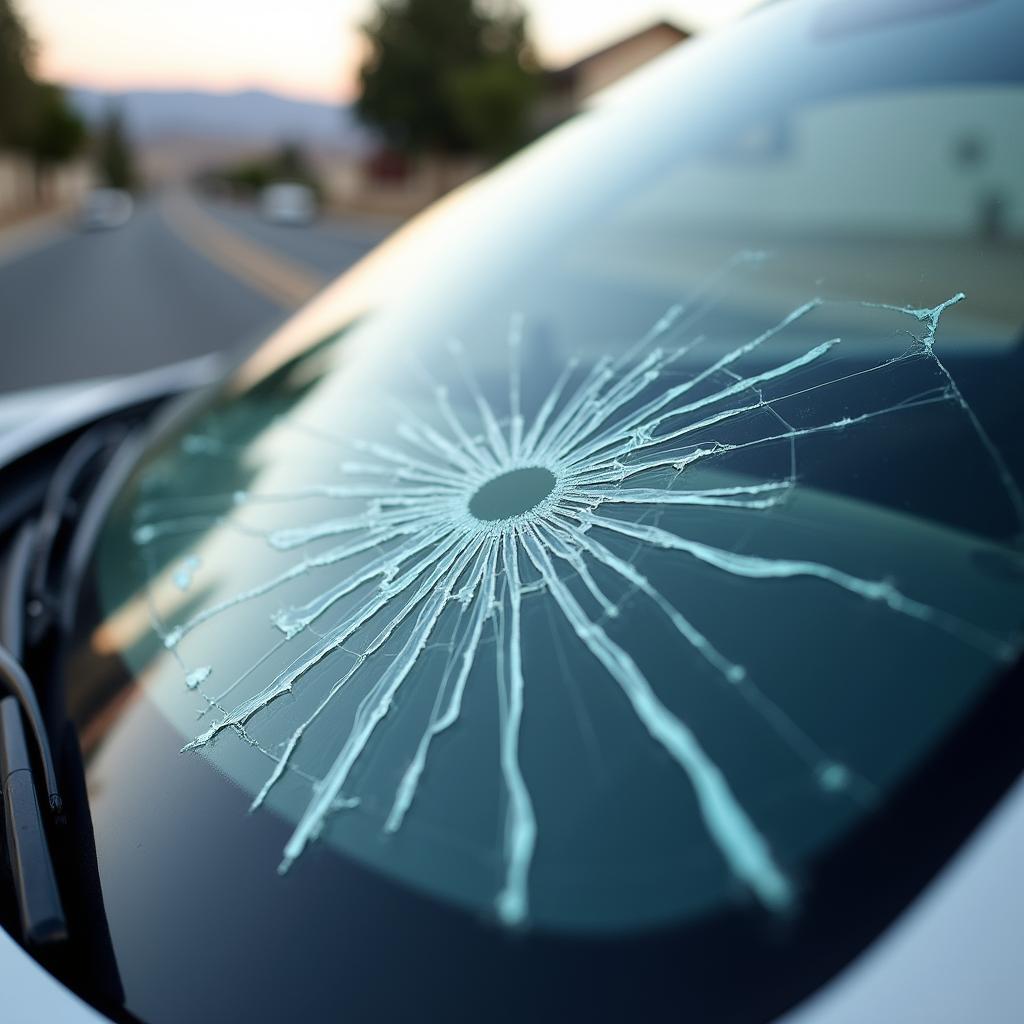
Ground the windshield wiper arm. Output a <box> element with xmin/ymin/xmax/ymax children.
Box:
<box><xmin>0</xmin><ymin>645</ymin><xmax>61</xmax><ymax>814</ymax></box>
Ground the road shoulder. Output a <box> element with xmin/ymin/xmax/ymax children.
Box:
<box><xmin>0</xmin><ymin>207</ymin><xmax>70</xmax><ymax>270</ymax></box>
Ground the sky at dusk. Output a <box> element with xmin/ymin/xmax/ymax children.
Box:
<box><xmin>20</xmin><ymin>0</ymin><xmax>761</xmax><ymax>102</ymax></box>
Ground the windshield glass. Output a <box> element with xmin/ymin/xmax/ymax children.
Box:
<box><xmin>68</xmin><ymin>2</ymin><xmax>1024</xmax><ymax>1021</ymax></box>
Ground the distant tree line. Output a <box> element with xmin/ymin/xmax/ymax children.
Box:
<box><xmin>198</xmin><ymin>142</ymin><xmax>322</xmax><ymax>200</ymax></box>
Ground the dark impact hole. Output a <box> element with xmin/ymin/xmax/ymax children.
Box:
<box><xmin>469</xmin><ymin>467</ymin><xmax>557</xmax><ymax>522</ymax></box>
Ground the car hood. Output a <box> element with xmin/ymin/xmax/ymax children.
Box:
<box><xmin>0</xmin><ymin>355</ymin><xmax>226</xmax><ymax>471</ymax></box>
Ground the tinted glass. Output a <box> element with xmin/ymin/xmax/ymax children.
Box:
<box><xmin>67</xmin><ymin>2</ymin><xmax>1024</xmax><ymax>1020</ymax></box>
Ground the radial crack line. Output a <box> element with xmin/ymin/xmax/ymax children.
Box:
<box><xmin>253</xmin><ymin>541</ymin><xmax>495</xmax><ymax>813</ymax></box>
<box><xmin>278</xmin><ymin>536</ymin><xmax>485</xmax><ymax>873</ymax></box>
<box><xmin>566</xmin><ymin>398</ymin><xmax>764</xmax><ymax>475</ymax></box>
<box><xmin>579</xmin><ymin>484</ymin><xmax>788</xmax><ymax>511</ymax></box>
<box><xmin>531</xmin><ymin>357</ymin><xmax>615</xmax><ymax>462</ymax></box>
<box><xmin>185</xmin><ymin>529</ymin><xmax>476</xmax><ymax>747</ymax></box>
<box><xmin>863</xmin><ymin>293</ymin><xmax>1024</xmax><ymax>533</ymax></box>
<box><xmin>351</xmin><ymin>437</ymin><xmax>465</xmax><ymax>483</ymax></box>
<box><xmin>164</xmin><ymin>523</ymin><xmax>425</xmax><ymax>648</ymax></box>
<box><xmin>520</xmin><ymin>358</ymin><xmax>579</xmax><ymax>460</ymax></box>
<box><xmin>538</xmin><ymin>524</ymin><xmax>619</xmax><ymax>619</ymax></box>
<box><xmin>508</xmin><ymin>313</ymin><xmax>525</xmax><ymax>461</ymax></box>
<box><xmin>270</xmin><ymin>521</ymin><xmax>460</xmax><ymax>637</ymax></box>
<box><xmin>494</xmin><ymin>531</ymin><xmax>538</xmax><ymax>925</ymax></box>
<box><xmin>540</xmin><ymin>521</ymin><xmax>743</xmax><ymax>683</ymax></box>
<box><xmin>397</xmin><ymin>411</ymin><xmax>495</xmax><ymax>478</ymax></box>
<box><xmin>385</xmin><ymin>541</ymin><xmax>499</xmax><ymax>833</ymax></box>
<box><xmin>551</xmin><ymin>348</ymin><xmax>666</xmax><ymax>461</ymax></box>
<box><xmin>557</xmin><ymin>300</ymin><xmax>822</xmax><ymax>466</ymax></box>
<box><xmin>521</xmin><ymin>527</ymin><xmax>793</xmax><ymax>911</ymax></box>
<box><xmin>434</xmin><ymin>387</ymin><xmax>501</xmax><ymax>474</ymax></box>
<box><xmin>541</xmin><ymin>521</ymin><xmax>866</xmax><ymax>791</ymax></box>
<box><xmin>267</xmin><ymin>504</ymin><xmax>444</xmax><ymax>550</ymax></box>
<box><xmin>587</xmin><ymin>514</ymin><xmax>1013</xmax><ymax>659</ymax></box>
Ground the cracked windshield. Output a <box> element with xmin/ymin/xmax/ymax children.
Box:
<box><xmin>81</xmin><ymin>4</ymin><xmax>1024</xmax><ymax>940</ymax></box>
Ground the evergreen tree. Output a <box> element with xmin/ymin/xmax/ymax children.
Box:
<box><xmin>95</xmin><ymin>106</ymin><xmax>136</xmax><ymax>190</ymax></box>
<box><xmin>0</xmin><ymin>0</ymin><xmax>35</xmax><ymax>148</ymax></box>
<box><xmin>29</xmin><ymin>83</ymin><xmax>85</xmax><ymax>167</ymax></box>
<box><xmin>357</xmin><ymin>0</ymin><xmax>537</xmax><ymax>160</ymax></box>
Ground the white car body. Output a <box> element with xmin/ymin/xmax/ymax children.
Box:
<box><xmin>79</xmin><ymin>189</ymin><xmax>134</xmax><ymax>232</ymax></box>
<box><xmin>259</xmin><ymin>183</ymin><xmax>316</xmax><ymax>226</ymax></box>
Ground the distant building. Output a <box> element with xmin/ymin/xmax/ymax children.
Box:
<box><xmin>537</xmin><ymin>20</ymin><xmax>691</xmax><ymax>131</ymax></box>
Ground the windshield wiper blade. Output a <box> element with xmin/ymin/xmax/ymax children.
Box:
<box><xmin>0</xmin><ymin>650</ymin><xmax>67</xmax><ymax>945</ymax></box>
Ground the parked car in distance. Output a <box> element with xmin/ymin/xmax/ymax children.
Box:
<box><xmin>78</xmin><ymin>189</ymin><xmax>133</xmax><ymax>231</ymax></box>
<box><xmin>259</xmin><ymin>182</ymin><xmax>316</xmax><ymax>226</ymax></box>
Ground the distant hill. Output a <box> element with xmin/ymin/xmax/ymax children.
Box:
<box><xmin>68</xmin><ymin>87</ymin><xmax>368</xmax><ymax>152</ymax></box>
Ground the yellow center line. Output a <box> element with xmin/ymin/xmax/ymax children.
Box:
<box><xmin>160</xmin><ymin>192</ymin><xmax>328</xmax><ymax>309</ymax></box>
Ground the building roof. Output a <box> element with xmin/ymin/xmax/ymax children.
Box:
<box><xmin>552</xmin><ymin>19</ymin><xmax>692</xmax><ymax>81</ymax></box>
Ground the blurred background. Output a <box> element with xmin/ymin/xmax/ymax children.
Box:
<box><xmin>0</xmin><ymin>0</ymin><xmax>757</xmax><ymax>394</ymax></box>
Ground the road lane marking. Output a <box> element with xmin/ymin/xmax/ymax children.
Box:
<box><xmin>160</xmin><ymin>193</ymin><xmax>328</xmax><ymax>309</ymax></box>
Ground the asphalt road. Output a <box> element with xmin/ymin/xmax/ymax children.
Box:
<box><xmin>0</xmin><ymin>194</ymin><xmax>389</xmax><ymax>394</ymax></box>
<box><xmin>197</xmin><ymin>198</ymin><xmax>388</xmax><ymax>280</ymax></box>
